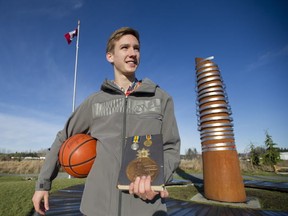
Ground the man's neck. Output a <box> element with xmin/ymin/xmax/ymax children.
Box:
<box><xmin>114</xmin><ymin>74</ymin><xmax>136</xmax><ymax>92</ymax></box>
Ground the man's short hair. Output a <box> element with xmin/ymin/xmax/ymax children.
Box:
<box><xmin>106</xmin><ymin>27</ymin><xmax>140</xmax><ymax>53</ymax></box>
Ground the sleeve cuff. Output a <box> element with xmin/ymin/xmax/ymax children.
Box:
<box><xmin>35</xmin><ymin>180</ymin><xmax>52</xmax><ymax>191</ymax></box>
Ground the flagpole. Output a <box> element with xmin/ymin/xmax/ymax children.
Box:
<box><xmin>69</xmin><ymin>20</ymin><xmax>80</xmax><ymax>179</ymax></box>
<box><xmin>72</xmin><ymin>20</ymin><xmax>80</xmax><ymax>112</ymax></box>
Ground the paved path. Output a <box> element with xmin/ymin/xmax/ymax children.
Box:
<box><xmin>32</xmin><ymin>184</ymin><xmax>288</xmax><ymax>216</ymax></box>
<box><xmin>32</xmin><ymin>178</ymin><xmax>288</xmax><ymax>216</ymax></box>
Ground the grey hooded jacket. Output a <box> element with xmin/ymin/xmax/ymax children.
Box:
<box><xmin>36</xmin><ymin>78</ymin><xmax>181</xmax><ymax>216</ymax></box>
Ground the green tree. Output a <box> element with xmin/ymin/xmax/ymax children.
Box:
<box><xmin>249</xmin><ymin>142</ymin><xmax>260</xmax><ymax>166</ymax></box>
<box><xmin>262</xmin><ymin>131</ymin><xmax>280</xmax><ymax>166</ymax></box>
<box><xmin>185</xmin><ymin>148</ymin><xmax>198</xmax><ymax>160</ymax></box>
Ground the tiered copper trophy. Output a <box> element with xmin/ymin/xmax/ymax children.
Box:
<box><xmin>195</xmin><ymin>56</ymin><xmax>246</xmax><ymax>202</ymax></box>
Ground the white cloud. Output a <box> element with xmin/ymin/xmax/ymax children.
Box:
<box><xmin>0</xmin><ymin>112</ymin><xmax>63</xmax><ymax>153</ymax></box>
<box><xmin>73</xmin><ymin>0</ymin><xmax>84</xmax><ymax>9</ymax></box>
<box><xmin>247</xmin><ymin>44</ymin><xmax>288</xmax><ymax>71</ymax></box>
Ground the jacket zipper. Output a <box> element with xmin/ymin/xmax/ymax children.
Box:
<box><xmin>118</xmin><ymin>95</ymin><xmax>128</xmax><ymax>216</ymax></box>
<box><xmin>122</xmin><ymin>95</ymin><xmax>128</xmax><ymax>149</ymax></box>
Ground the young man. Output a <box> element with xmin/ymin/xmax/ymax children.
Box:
<box><xmin>32</xmin><ymin>27</ymin><xmax>180</xmax><ymax>216</ymax></box>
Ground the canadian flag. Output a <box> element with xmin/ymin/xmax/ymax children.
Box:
<box><xmin>64</xmin><ymin>29</ymin><xmax>78</xmax><ymax>44</ymax></box>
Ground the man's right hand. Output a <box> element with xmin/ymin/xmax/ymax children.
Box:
<box><xmin>32</xmin><ymin>191</ymin><xmax>49</xmax><ymax>215</ymax></box>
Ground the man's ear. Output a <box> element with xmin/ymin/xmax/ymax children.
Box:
<box><xmin>106</xmin><ymin>52</ymin><xmax>114</xmax><ymax>64</ymax></box>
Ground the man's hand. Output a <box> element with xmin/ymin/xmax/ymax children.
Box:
<box><xmin>128</xmin><ymin>175</ymin><xmax>169</xmax><ymax>200</ymax></box>
<box><xmin>32</xmin><ymin>191</ymin><xmax>49</xmax><ymax>215</ymax></box>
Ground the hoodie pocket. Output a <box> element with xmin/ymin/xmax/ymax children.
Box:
<box><xmin>138</xmin><ymin>113</ymin><xmax>163</xmax><ymax>121</ymax></box>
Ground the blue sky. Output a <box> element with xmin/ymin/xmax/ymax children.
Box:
<box><xmin>0</xmin><ymin>0</ymin><xmax>287</xmax><ymax>154</ymax></box>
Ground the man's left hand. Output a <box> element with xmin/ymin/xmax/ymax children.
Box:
<box><xmin>128</xmin><ymin>175</ymin><xmax>169</xmax><ymax>200</ymax></box>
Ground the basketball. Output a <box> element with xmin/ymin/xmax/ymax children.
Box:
<box><xmin>59</xmin><ymin>134</ymin><xmax>97</xmax><ymax>178</ymax></box>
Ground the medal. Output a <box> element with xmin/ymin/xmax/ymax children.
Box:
<box><xmin>144</xmin><ymin>135</ymin><xmax>152</xmax><ymax>147</ymax></box>
<box><xmin>131</xmin><ymin>136</ymin><xmax>140</xmax><ymax>150</ymax></box>
<box><xmin>126</xmin><ymin>148</ymin><xmax>159</xmax><ymax>182</ymax></box>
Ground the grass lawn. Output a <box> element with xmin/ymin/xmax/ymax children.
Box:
<box><xmin>246</xmin><ymin>188</ymin><xmax>288</xmax><ymax>211</ymax></box>
<box><xmin>0</xmin><ymin>175</ymin><xmax>85</xmax><ymax>216</ymax></box>
<box><xmin>167</xmin><ymin>184</ymin><xmax>288</xmax><ymax>211</ymax></box>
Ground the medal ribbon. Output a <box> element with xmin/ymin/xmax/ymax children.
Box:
<box><xmin>146</xmin><ymin>135</ymin><xmax>151</xmax><ymax>141</ymax></box>
<box><xmin>133</xmin><ymin>136</ymin><xmax>140</xmax><ymax>143</ymax></box>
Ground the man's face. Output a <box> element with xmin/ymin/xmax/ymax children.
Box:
<box><xmin>106</xmin><ymin>34</ymin><xmax>140</xmax><ymax>76</ymax></box>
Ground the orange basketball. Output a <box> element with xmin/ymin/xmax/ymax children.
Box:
<box><xmin>59</xmin><ymin>134</ymin><xmax>97</xmax><ymax>178</ymax></box>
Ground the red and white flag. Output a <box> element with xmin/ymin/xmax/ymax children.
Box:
<box><xmin>64</xmin><ymin>29</ymin><xmax>78</xmax><ymax>44</ymax></box>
